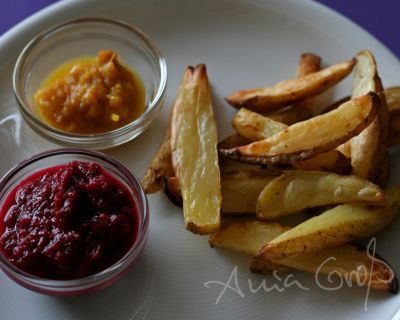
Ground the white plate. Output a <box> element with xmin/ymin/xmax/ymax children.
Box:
<box><xmin>1</xmin><ymin>0</ymin><xmax>400</xmax><ymax>319</ymax></box>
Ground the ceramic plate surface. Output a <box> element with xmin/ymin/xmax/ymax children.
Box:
<box><xmin>1</xmin><ymin>0</ymin><xmax>400</xmax><ymax>319</ymax></box>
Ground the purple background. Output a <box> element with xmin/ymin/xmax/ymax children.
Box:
<box><xmin>0</xmin><ymin>0</ymin><xmax>399</xmax><ymax>58</ymax></box>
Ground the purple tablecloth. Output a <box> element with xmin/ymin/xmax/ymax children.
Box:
<box><xmin>0</xmin><ymin>0</ymin><xmax>398</xmax><ymax>58</ymax></box>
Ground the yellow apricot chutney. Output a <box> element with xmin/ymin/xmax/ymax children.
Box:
<box><xmin>34</xmin><ymin>50</ymin><xmax>145</xmax><ymax>134</ymax></box>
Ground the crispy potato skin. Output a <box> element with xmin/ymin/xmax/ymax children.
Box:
<box><xmin>226</xmin><ymin>59</ymin><xmax>355</xmax><ymax>112</ymax></box>
<box><xmin>389</xmin><ymin>114</ymin><xmax>400</xmax><ymax>146</ymax></box>
<box><xmin>170</xmin><ymin>64</ymin><xmax>221</xmax><ymax>235</ymax></box>
<box><xmin>258</xmin><ymin>187</ymin><xmax>400</xmax><ymax>261</ymax></box>
<box><xmin>141</xmin><ymin>129</ymin><xmax>174</xmax><ymax>193</ymax></box>
<box><xmin>293</xmin><ymin>150</ymin><xmax>351</xmax><ymax>174</ymax></box>
<box><xmin>291</xmin><ymin>53</ymin><xmax>322</xmax><ymax>111</ymax></box>
<box><xmin>220</xmin><ymin>94</ymin><xmax>378</xmax><ymax>165</ymax></box>
<box><xmin>164</xmin><ymin>176</ymin><xmax>182</xmax><ymax>206</ymax></box>
<box><xmin>250</xmin><ymin>257</ymin><xmax>291</xmax><ymax>274</ymax></box>
<box><xmin>297</xmin><ymin>53</ymin><xmax>322</xmax><ymax>76</ymax></box>
<box><xmin>375</xmin><ymin>150</ymin><xmax>391</xmax><ymax>188</ymax></box>
<box><xmin>264</xmin><ymin>106</ymin><xmax>312</xmax><ymax>125</ymax></box>
<box><xmin>217</xmin><ymin>133</ymin><xmax>252</xmax><ymax>150</ymax></box>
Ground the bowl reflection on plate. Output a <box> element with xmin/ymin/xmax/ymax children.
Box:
<box><xmin>13</xmin><ymin>18</ymin><xmax>167</xmax><ymax>149</ymax></box>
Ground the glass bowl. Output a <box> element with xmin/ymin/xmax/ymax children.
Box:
<box><xmin>13</xmin><ymin>18</ymin><xmax>167</xmax><ymax>149</ymax></box>
<box><xmin>0</xmin><ymin>149</ymin><xmax>149</xmax><ymax>296</ymax></box>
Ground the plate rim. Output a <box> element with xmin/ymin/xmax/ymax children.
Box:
<box><xmin>1</xmin><ymin>0</ymin><xmax>400</xmax><ymax>319</ymax></box>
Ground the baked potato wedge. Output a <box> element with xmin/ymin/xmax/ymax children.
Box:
<box><xmin>220</xmin><ymin>94</ymin><xmax>377</xmax><ymax>165</ymax></box>
<box><xmin>261</xmin><ymin>53</ymin><xmax>320</xmax><ymax>125</ymax></box>
<box><xmin>258</xmin><ymin>187</ymin><xmax>400</xmax><ymax>260</ymax></box>
<box><xmin>256</xmin><ymin>171</ymin><xmax>385</xmax><ymax>219</ymax></box>
<box><xmin>164</xmin><ymin>176</ymin><xmax>182</xmax><ymax>206</ymax></box>
<box><xmin>210</xmin><ymin>220</ymin><xmax>397</xmax><ymax>292</ymax></box>
<box><xmin>293</xmin><ymin>150</ymin><xmax>351</xmax><ymax>174</ymax></box>
<box><xmin>386</xmin><ymin>86</ymin><xmax>400</xmax><ymax>145</ymax></box>
<box><xmin>386</xmin><ymin>86</ymin><xmax>400</xmax><ymax>115</ymax></box>
<box><xmin>170</xmin><ymin>64</ymin><xmax>221</xmax><ymax>234</ymax></box>
<box><xmin>226</xmin><ymin>59</ymin><xmax>355</xmax><ymax>112</ymax></box>
<box><xmin>297</xmin><ymin>53</ymin><xmax>322</xmax><ymax>78</ymax></box>
<box><xmin>209</xmin><ymin>219</ymin><xmax>289</xmax><ymax>255</ymax></box>
<box><xmin>165</xmin><ymin>170</ymin><xmax>281</xmax><ymax>215</ymax></box>
<box><xmin>221</xmin><ymin>170</ymin><xmax>281</xmax><ymax>214</ymax></box>
<box><xmin>218</xmin><ymin>133</ymin><xmax>260</xmax><ymax>172</ymax></box>
<box><xmin>291</xmin><ymin>53</ymin><xmax>322</xmax><ymax>111</ymax></box>
<box><xmin>348</xmin><ymin>50</ymin><xmax>389</xmax><ymax>184</ymax></box>
<box><xmin>252</xmin><ymin>244</ymin><xmax>398</xmax><ymax>293</ymax></box>
<box><xmin>209</xmin><ymin>220</ymin><xmax>290</xmax><ymax>272</ymax></box>
<box><xmin>249</xmin><ymin>258</ymin><xmax>290</xmax><ymax>274</ymax></box>
<box><xmin>264</xmin><ymin>106</ymin><xmax>313</xmax><ymax>125</ymax></box>
<box><xmin>389</xmin><ymin>114</ymin><xmax>400</xmax><ymax>146</ymax></box>
<box><xmin>232</xmin><ymin>108</ymin><xmax>288</xmax><ymax>141</ymax></box>
<box><xmin>141</xmin><ymin>129</ymin><xmax>174</xmax><ymax>194</ymax></box>
<box><xmin>325</xmin><ymin>86</ymin><xmax>400</xmax><ymax>147</ymax></box>
<box><xmin>218</xmin><ymin>133</ymin><xmax>252</xmax><ymax>150</ymax></box>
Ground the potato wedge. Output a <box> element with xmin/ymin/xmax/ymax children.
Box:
<box><xmin>389</xmin><ymin>114</ymin><xmax>400</xmax><ymax>146</ymax></box>
<box><xmin>165</xmin><ymin>170</ymin><xmax>280</xmax><ymax>215</ymax></box>
<box><xmin>141</xmin><ymin>129</ymin><xmax>174</xmax><ymax>194</ymax></box>
<box><xmin>256</xmin><ymin>171</ymin><xmax>385</xmax><ymax>219</ymax></box>
<box><xmin>209</xmin><ymin>220</ymin><xmax>290</xmax><ymax>273</ymax></box>
<box><xmin>210</xmin><ymin>220</ymin><xmax>397</xmax><ymax>292</ymax></box>
<box><xmin>209</xmin><ymin>219</ymin><xmax>289</xmax><ymax>255</ymax></box>
<box><xmin>218</xmin><ymin>133</ymin><xmax>252</xmax><ymax>150</ymax></box>
<box><xmin>386</xmin><ymin>86</ymin><xmax>400</xmax><ymax>115</ymax></box>
<box><xmin>220</xmin><ymin>94</ymin><xmax>377</xmax><ymax>165</ymax></box>
<box><xmin>297</xmin><ymin>53</ymin><xmax>322</xmax><ymax>78</ymax></box>
<box><xmin>324</xmin><ymin>86</ymin><xmax>400</xmax><ymax>115</ymax></box>
<box><xmin>232</xmin><ymin>108</ymin><xmax>288</xmax><ymax>141</ymax></box>
<box><xmin>336</xmin><ymin>142</ymin><xmax>352</xmax><ymax>159</ymax></box>
<box><xmin>348</xmin><ymin>50</ymin><xmax>389</xmax><ymax>184</ymax></box>
<box><xmin>164</xmin><ymin>176</ymin><xmax>182</xmax><ymax>206</ymax></box>
<box><xmin>221</xmin><ymin>170</ymin><xmax>281</xmax><ymax>214</ymax></box>
<box><xmin>218</xmin><ymin>133</ymin><xmax>260</xmax><ymax>172</ymax></box>
<box><xmin>226</xmin><ymin>59</ymin><xmax>355</xmax><ymax>112</ymax></box>
<box><xmin>376</xmin><ymin>151</ymin><xmax>391</xmax><ymax>188</ymax></box>
<box><xmin>260</xmin><ymin>53</ymin><xmax>320</xmax><ymax>125</ymax></box>
<box><xmin>258</xmin><ymin>187</ymin><xmax>400</xmax><ymax>260</ymax></box>
<box><xmin>367</xmin><ymin>85</ymin><xmax>398</xmax><ymax>148</ymax></box>
<box><xmin>291</xmin><ymin>53</ymin><xmax>322</xmax><ymax>110</ymax></box>
<box><xmin>264</xmin><ymin>106</ymin><xmax>313</xmax><ymax>125</ymax></box>
<box><xmin>386</xmin><ymin>86</ymin><xmax>400</xmax><ymax>145</ymax></box>
<box><xmin>170</xmin><ymin>64</ymin><xmax>221</xmax><ymax>234</ymax></box>
<box><xmin>252</xmin><ymin>244</ymin><xmax>398</xmax><ymax>293</ymax></box>
<box><xmin>350</xmin><ymin>119</ymin><xmax>388</xmax><ymax>183</ymax></box>
<box><xmin>250</xmin><ymin>257</ymin><xmax>291</xmax><ymax>274</ymax></box>
<box><xmin>293</xmin><ymin>150</ymin><xmax>351</xmax><ymax>174</ymax></box>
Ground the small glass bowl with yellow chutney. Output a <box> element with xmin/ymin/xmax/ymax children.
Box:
<box><xmin>13</xmin><ymin>18</ymin><xmax>167</xmax><ymax>149</ymax></box>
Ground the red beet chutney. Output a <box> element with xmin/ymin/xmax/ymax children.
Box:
<box><xmin>0</xmin><ymin>161</ymin><xmax>138</xmax><ymax>280</ymax></box>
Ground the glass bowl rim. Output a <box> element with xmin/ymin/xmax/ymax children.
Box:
<box><xmin>0</xmin><ymin>148</ymin><xmax>149</xmax><ymax>289</ymax></box>
<box><xmin>12</xmin><ymin>17</ymin><xmax>167</xmax><ymax>140</ymax></box>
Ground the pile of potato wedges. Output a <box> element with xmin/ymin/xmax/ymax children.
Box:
<box><xmin>142</xmin><ymin>50</ymin><xmax>400</xmax><ymax>294</ymax></box>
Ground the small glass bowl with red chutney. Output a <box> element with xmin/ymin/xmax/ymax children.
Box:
<box><xmin>0</xmin><ymin>149</ymin><xmax>149</xmax><ymax>295</ymax></box>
